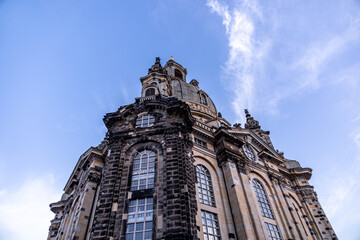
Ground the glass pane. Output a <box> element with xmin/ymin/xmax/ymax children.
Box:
<box><xmin>136</xmin><ymin>213</ymin><xmax>144</xmax><ymax>221</ymax></box>
<box><xmin>128</xmin><ymin>215</ymin><xmax>135</xmax><ymax>223</ymax></box>
<box><xmin>126</xmin><ymin>233</ymin><xmax>133</xmax><ymax>240</ymax></box>
<box><xmin>144</xmin><ymin>231</ymin><xmax>152</xmax><ymax>239</ymax></box>
<box><xmin>135</xmin><ymin>222</ymin><xmax>144</xmax><ymax>231</ymax></box>
<box><xmin>127</xmin><ymin>223</ymin><xmax>135</xmax><ymax>232</ymax></box>
<box><xmin>145</xmin><ymin>221</ymin><xmax>152</xmax><ymax>230</ymax></box>
<box><xmin>135</xmin><ymin>232</ymin><xmax>143</xmax><ymax>240</ymax></box>
<box><xmin>146</xmin><ymin>212</ymin><xmax>153</xmax><ymax>221</ymax></box>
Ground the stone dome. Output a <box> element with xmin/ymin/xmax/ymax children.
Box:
<box><xmin>170</xmin><ymin>79</ymin><xmax>217</xmax><ymax>120</ymax></box>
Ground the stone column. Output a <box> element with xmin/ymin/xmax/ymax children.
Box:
<box><xmin>221</xmin><ymin>161</ymin><xmax>263</xmax><ymax>240</ymax></box>
<box><xmin>74</xmin><ymin>171</ymin><xmax>101</xmax><ymax>240</ymax></box>
<box><xmin>268</xmin><ymin>179</ymin><xmax>293</xmax><ymax>239</ymax></box>
<box><xmin>276</xmin><ymin>182</ymin><xmax>302</xmax><ymax>240</ymax></box>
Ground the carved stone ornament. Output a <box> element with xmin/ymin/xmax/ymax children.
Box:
<box><xmin>88</xmin><ymin>170</ymin><xmax>101</xmax><ymax>183</ymax></box>
<box><xmin>244</xmin><ymin>109</ymin><xmax>261</xmax><ymax>130</ymax></box>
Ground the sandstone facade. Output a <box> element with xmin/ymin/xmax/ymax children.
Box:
<box><xmin>48</xmin><ymin>57</ymin><xmax>337</xmax><ymax>240</ymax></box>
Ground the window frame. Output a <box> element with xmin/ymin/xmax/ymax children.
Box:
<box><xmin>174</xmin><ymin>69</ymin><xmax>183</xmax><ymax>79</ymax></box>
<box><xmin>243</xmin><ymin>144</ymin><xmax>256</xmax><ymax>161</ymax></box>
<box><xmin>130</xmin><ymin>150</ymin><xmax>156</xmax><ymax>191</ymax></box>
<box><xmin>135</xmin><ymin>115</ymin><xmax>155</xmax><ymax>128</ymax></box>
<box><xmin>264</xmin><ymin>222</ymin><xmax>283</xmax><ymax>240</ymax></box>
<box><xmin>252</xmin><ymin>179</ymin><xmax>274</xmax><ymax>219</ymax></box>
<box><xmin>196</xmin><ymin>165</ymin><xmax>216</xmax><ymax>207</ymax></box>
<box><xmin>201</xmin><ymin>210</ymin><xmax>221</xmax><ymax>240</ymax></box>
<box><xmin>200</xmin><ymin>94</ymin><xmax>207</xmax><ymax>105</ymax></box>
<box><xmin>144</xmin><ymin>88</ymin><xmax>156</xmax><ymax>97</ymax></box>
<box><xmin>126</xmin><ymin>197</ymin><xmax>154</xmax><ymax>240</ymax></box>
<box><xmin>194</xmin><ymin>138</ymin><xmax>207</xmax><ymax>149</ymax></box>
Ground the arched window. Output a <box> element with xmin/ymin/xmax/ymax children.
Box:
<box><xmin>200</xmin><ymin>94</ymin><xmax>207</xmax><ymax>105</ymax></box>
<box><xmin>252</xmin><ymin>179</ymin><xmax>274</xmax><ymax>219</ymax></box>
<box><xmin>243</xmin><ymin>145</ymin><xmax>256</xmax><ymax>161</ymax></box>
<box><xmin>196</xmin><ymin>165</ymin><xmax>215</xmax><ymax>206</ymax></box>
<box><xmin>145</xmin><ymin>88</ymin><xmax>155</xmax><ymax>96</ymax></box>
<box><xmin>175</xmin><ymin>69</ymin><xmax>183</xmax><ymax>79</ymax></box>
<box><xmin>136</xmin><ymin>115</ymin><xmax>155</xmax><ymax>128</ymax></box>
<box><xmin>131</xmin><ymin>150</ymin><xmax>155</xmax><ymax>191</ymax></box>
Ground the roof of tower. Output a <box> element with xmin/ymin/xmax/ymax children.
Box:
<box><xmin>170</xmin><ymin>79</ymin><xmax>217</xmax><ymax>115</ymax></box>
<box><xmin>164</xmin><ymin>57</ymin><xmax>217</xmax><ymax>116</ymax></box>
<box><xmin>164</xmin><ymin>58</ymin><xmax>187</xmax><ymax>73</ymax></box>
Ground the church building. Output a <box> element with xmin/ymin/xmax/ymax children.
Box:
<box><xmin>48</xmin><ymin>57</ymin><xmax>337</xmax><ymax>240</ymax></box>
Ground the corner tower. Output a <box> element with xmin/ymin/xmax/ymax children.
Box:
<box><xmin>48</xmin><ymin>57</ymin><xmax>337</xmax><ymax>240</ymax></box>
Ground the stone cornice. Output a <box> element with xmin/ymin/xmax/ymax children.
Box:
<box><xmin>104</xmin><ymin>96</ymin><xmax>195</xmax><ymax>131</ymax></box>
<box><xmin>258</xmin><ymin>151</ymin><xmax>283</xmax><ymax>165</ymax></box>
<box><xmin>186</xmin><ymin>101</ymin><xmax>217</xmax><ymax>119</ymax></box>
<box><xmin>64</xmin><ymin>146</ymin><xmax>106</xmax><ymax>192</ymax></box>
<box><xmin>279</xmin><ymin>166</ymin><xmax>313</xmax><ymax>180</ymax></box>
<box><xmin>229</xmin><ymin>129</ymin><xmax>282</xmax><ymax>160</ymax></box>
<box><xmin>214</xmin><ymin>128</ymin><xmax>245</xmax><ymax>166</ymax></box>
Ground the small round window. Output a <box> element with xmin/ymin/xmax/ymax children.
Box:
<box><xmin>243</xmin><ymin>145</ymin><xmax>256</xmax><ymax>161</ymax></box>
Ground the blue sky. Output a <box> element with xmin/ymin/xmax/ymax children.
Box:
<box><xmin>0</xmin><ymin>0</ymin><xmax>359</xmax><ymax>239</ymax></box>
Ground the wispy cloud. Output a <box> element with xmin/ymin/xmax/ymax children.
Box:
<box><xmin>207</xmin><ymin>0</ymin><xmax>269</xmax><ymax>122</ymax></box>
<box><xmin>293</xmin><ymin>19</ymin><xmax>360</xmax><ymax>91</ymax></box>
<box><xmin>207</xmin><ymin>1</ymin><xmax>360</xmax><ymax>120</ymax></box>
<box><xmin>354</xmin><ymin>128</ymin><xmax>360</xmax><ymax>148</ymax></box>
<box><xmin>0</xmin><ymin>175</ymin><xmax>61</xmax><ymax>240</ymax></box>
<box><xmin>316</xmin><ymin>152</ymin><xmax>360</xmax><ymax>239</ymax></box>
<box><xmin>208</xmin><ymin>1</ymin><xmax>360</xmax><ymax>239</ymax></box>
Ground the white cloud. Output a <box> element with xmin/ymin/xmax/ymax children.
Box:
<box><xmin>208</xmin><ymin>1</ymin><xmax>360</xmax><ymax>239</ymax></box>
<box><xmin>207</xmin><ymin>0</ymin><xmax>268</xmax><ymax>122</ymax></box>
<box><xmin>315</xmin><ymin>152</ymin><xmax>360</xmax><ymax>240</ymax></box>
<box><xmin>0</xmin><ymin>175</ymin><xmax>62</xmax><ymax>240</ymax></box>
<box><xmin>352</xmin><ymin>127</ymin><xmax>360</xmax><ymax>151</ymax></box>
<box><xmin>293</xmin><ymin>20</ymin><xmax>360</xmax><ymax>91</ymax></box>
<box><xmin>207</xmin><ymin>1</ymin><xmax>360</xmax><ymax>120</ymax></box>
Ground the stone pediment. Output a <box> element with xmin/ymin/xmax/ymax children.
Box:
<box><xmin>229</xmin><ymin>129</ymin><xmax>282</xmax><ymax>161</ymax></box>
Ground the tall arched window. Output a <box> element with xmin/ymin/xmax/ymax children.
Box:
<box><xmin>131</xmin><ymin>150</ymin><xmax>155</xmax><ymax>191</ymax></box>
<box><xmin>252</xmin><ymin>179</ymin><xmax>274</xmax><ymax>219</ymax></box>
<box><xmin>145</xmin><ymin>88</ymin><xmax>155</xmax><ymax>96</ymax></box>
<box><xmin>196</xmin><ymin>165</ymin><xmax>215</xmax><ymax>206</ymax></box>
<box><xmin>136</xmin><ymin>115</ymin><xmax>155</xmax><ymax>128</ymax></box>
<box><xmin>200</xmin><ymin>94</ymin><xmax>207</xmax><ymax>105</ymax></box>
